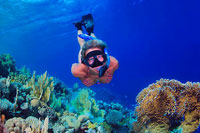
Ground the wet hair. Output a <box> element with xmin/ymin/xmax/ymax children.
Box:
<box><xmin>81</xmin><ymin>39</ymin><xmax>107</xmax><ymax>58</ymax></box>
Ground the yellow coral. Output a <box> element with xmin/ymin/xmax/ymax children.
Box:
<box><xmin>71</xmin><ymin>89</ymin><xmax>91</xmax><ymax>114</ymax></box>
<box><xmin>178</xmin><ymin>111</ymin><xmax>200</xmax><ymax>133</ymax></box>
<box><xmin>26</xmin><ymin>71</ymin><xmax>54</xmax><ymax>103</ymax></box>
<box><xmin>88</xmin><ymin>122</ymin><xmax>97</xmax><ymax>129</ymax></box>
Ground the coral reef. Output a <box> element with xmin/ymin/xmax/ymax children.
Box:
<box><xmin>0</xmin><ymin>54</ymin><xmax>141</xmax><ymax>132</ymax></box>
<box><xmin>133</xmin><ymin>79</ymin><xmax>200</xmax><ymax>132</ymax></box>
<box><xmin>1</xmin><ymin>56</ymin><xmax>199</xmax><ymax>133</ymax></box>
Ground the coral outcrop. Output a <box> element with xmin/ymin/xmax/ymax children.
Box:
<box><xmin>105</xmin><ymin>110</ymin><xmax>123</xmax><ymax>125</ymax></box>
<box><xmin>133</xmin><ymin>79</ymin><xmax>200</xmax><ymax>132</ymax></box>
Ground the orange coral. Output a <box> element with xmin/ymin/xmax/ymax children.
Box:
<box><xmin>0</xmin><ymin>114</ymin><xmax>7</xmax><ymax>133</ymax></box>
<box><xmin>133</xmin><ymin>79</ymin><xmax>200</xmax><ymax>132</ymax></box>
<box><xmin>1</xmin><ymin>115</ymin><xmax>5</xmax><ymax>124</ymax></box>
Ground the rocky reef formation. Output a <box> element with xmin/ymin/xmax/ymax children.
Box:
<box><xmin>1</xmin><ymin>54</ymin><xmax>200</xmax><ymax>132</ymax></box>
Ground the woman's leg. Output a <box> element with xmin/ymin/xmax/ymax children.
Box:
<box><xmin>78</xmin><ymin>30</ymin><xmax>85</xmax><ymax>63</ymax></box>
<box><xmin>90</xmin><ymin>33</ymin><xmax>96</xmax><ymax>38</ymax></box>
<box><xmin>77</xmin><ymin>31</ymin><xmax>97</xmax><ymax>63</ymax></box>
<box><xmin>78</xmin><ymin>30</ymin><xmax>85</xmax><ymax>47</ymax></box>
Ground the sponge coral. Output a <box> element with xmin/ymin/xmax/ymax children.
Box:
<box><xmin>133</xmin><ymin>79</ymin><xmax>200</xmax><ymax>132</ymax></box>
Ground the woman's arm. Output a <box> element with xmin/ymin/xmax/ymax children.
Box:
<box><xmin>71</xmin><ymin>63</ymin><xmax>88</xmax><ymax>78</ymax></box>
<box><xmin>100</xmin><ymin>56</ymin><xmax>119</xmax><ymax>83</ymax></box>
<box><xmin>107</xmin><ymin>56</ymin><xmax>119</xmax><ymax>74</ymax></box>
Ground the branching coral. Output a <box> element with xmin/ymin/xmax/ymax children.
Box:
<box><xmin>133</xmin><ymin>79</ymin><xmax>200</xmax><ymax>132</ymax></box>
<box><xmin>71</xmin><ymin>89</ymin><xmax>92</xmax><ymax>114</ymax></box>
<box><xmin>26</xmin><ymin>71</ymin><xmax>54</xmax><ymax>103</ymax></box>
<box><xmin>70</xmin><ymin>89</ymin><xmax>104</xmax><ymax>118</ymax></box>
<box><xmin>49</xmin><ymin>94</ymin><xmax>62</xmax><ymax>111</ymax></box>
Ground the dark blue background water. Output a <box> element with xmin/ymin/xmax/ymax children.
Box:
<box><xmin>0</xmin><ymin>0</ymin><xmax>200</xmax><ymax>109</ymax></box>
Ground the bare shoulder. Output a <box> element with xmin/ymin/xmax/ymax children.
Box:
<box><xmin>109</xmin><ymin>56</ymin><xmax>119</xmax><ymax>69</ymax></box>
<box><xmin>71</xmin><ymin>63</ymin><xmax>88</xmax><ymax>78</ymax></box>
<box><xmin>72</xmin><ymin>63</ymin><xmax>87</xmax><ymax>70</ymax></box>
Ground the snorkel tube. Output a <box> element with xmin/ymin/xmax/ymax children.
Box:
<box><xmin>99</xmin><ymin>49</ymin><xmax>110</xmax><ymax>77</ymax></box>
<box><xmin>78</xmin><ymin>33</ymin><xmax>110</xmax><ymax>77</ymax></box>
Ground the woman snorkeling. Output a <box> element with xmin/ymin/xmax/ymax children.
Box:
<box><xmin>71</xmin><ymin>14</ymin><xmax>119</xmax><ymax>86</ymax></box>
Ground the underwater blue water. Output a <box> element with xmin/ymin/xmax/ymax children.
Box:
<box><xmin>0</xmin><ymin>0</ymin><xmax>200</xmax><ymax>109</ymax></box>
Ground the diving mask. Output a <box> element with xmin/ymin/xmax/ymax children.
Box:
<box><xmin>82</xmin><ymin>50</ymin><xmax>107</xmax><ymax>68</ymax></box>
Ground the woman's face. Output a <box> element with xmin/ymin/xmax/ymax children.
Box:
<box><xmin>85</xmin><ymin>47</ymin><xmax>105</xmax><ymax>69</ymax></box>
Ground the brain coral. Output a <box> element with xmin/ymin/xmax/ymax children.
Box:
<box><xmin>5</xmin><ymin>117</ymin><xmax>27</xmax><ymax>133</ymax></box>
